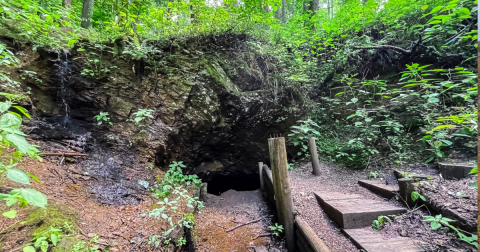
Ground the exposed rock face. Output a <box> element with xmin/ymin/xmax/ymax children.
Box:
<box><xmin>19</xmin><ymin>35</ymin><xmax>302</xmax><ymax>204</ymax></box>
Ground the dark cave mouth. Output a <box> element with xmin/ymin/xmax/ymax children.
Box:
<box><xmin>206</xmin><ymin>174</ymin><xmax>260</xmax><ymax>196</ymax></box>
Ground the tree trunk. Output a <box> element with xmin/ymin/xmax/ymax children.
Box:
<box><xmin>281</xmin><ymin>0</ymin><xmax>286</xmax><ymax>22</ymax></box>
<box><xmin>62</xmin><ymin>0</ymin><xmax>72</xmax><ymax>8</ymax></box>
<box><xmin>309</xmin><ymin>0</ymin><xmax>319</xmax><ymax>16</ymax></box>
<box><xmin>81</xmin><ymin>0</ymin><xmax>94</xmax><ymax>29</ymax></box>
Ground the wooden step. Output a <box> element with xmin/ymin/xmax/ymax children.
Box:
<box><xmin>358</xmin><ymin>180</ymin><xmax>399</xmax><ymax>199</ymax></box>
<box><xmin>438</xmin><ymin>163</ymin><xmax>474</xmax><ymax>180</ymax></box>
<box><xmin>314</xmin><ymin>191</ymin><xmax>406</xmax><ymax>229</ymax></box>
<box><xmin>343</xmin><ymin>228</ymin><xmax>422</xmax><ymax>252</ymax></box>
<box><xmin>392</xmin><ymin>169</ymin><xmax>430</xmax><ymax>180</ymax></box>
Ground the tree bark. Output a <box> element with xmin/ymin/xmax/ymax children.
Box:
<box><xmin>309</xmin><ymin>0</ymin><xmax>319</xmax><ymax>16</ymax></box>
<box><xmin>81</xmin><ymin>0</ymin><xmax>95</xmax><ymax>29</ymax></box>
<box><xmin>62</xmin><ymin>0</ymin><xmax>72</xmax><ymax>8</ymax></box>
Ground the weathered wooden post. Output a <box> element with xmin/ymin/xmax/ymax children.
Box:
<box><xmin>259</xmin><ymin>162</ymin><xmax>264</xmax><ymax>191</ymax></box>
<box><xmin>271</xmin><ymin>137</ymin><xmax>296</xmax><ymax>252</ymax></box>
<box><xmin>268</xmin><ymin>138</ymin><xmax>276</xmax><ymax>188</ymax></box>
<box><xmin>398</xmin><ymin>178</ymin><xmax>415</xmax><ymax>208</ymax></box>
<box><xmin>309</xmin><ymin>138</ymin><xmax>321</xmax><ymax>176</ymax></box>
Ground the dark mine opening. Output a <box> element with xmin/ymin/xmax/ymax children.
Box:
<box><xmin>207</xmin><ymin>174</ymin><xmax>260</xmax><ymax>196</ymax></box>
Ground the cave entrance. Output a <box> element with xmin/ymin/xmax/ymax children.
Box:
<box><xmin>207</xmin><ymin>174</ymin><xmax>260</xmax><ymax>196</ymax></box>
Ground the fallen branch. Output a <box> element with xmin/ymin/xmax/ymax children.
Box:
<box><xmin>352</xmin><ymin>45</ymin><xmax>410</xmax><ymax>54</ymax></box>
<box><xmin>40</xmin><ymin>152</ymin><xmax>88</xmax><ymax>156</ymax></box>
<box><xmin>226</xmin><ymin>216</ymin><xmax>270</xmax><ymax>233</ymax></box>
<box><xmin>253</xmin><ymin>234</ymin><xmax>272</xmax><ymax>240</ymax></box>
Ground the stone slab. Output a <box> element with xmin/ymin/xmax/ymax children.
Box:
<box><xmin>343</xmin><ymin>228</ymin><xmax>422</xmax><ymax>252</ymax></box>
<box><xmin>438</xmin><ymin>163</ymin><xmax>474</xmax><ymax>180</ymax></box>
<box><xmin>314</xmin><ymin>192</ymin><xmax>406</xmax><ymax>229</ymax></box>
<box><xmin>358</xmin><ymin>180</ymin><xmax>399</xmax><ymax>199</ymax></box>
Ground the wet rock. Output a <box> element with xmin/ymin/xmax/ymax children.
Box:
<box><xmin>24</xmin><ymin>36</ymin><xmax>303</xmax><ymax>205</ymax></box>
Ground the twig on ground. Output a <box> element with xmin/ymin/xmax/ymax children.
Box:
<box><xmin>226</xmin><ymin>216</ymin><xmax>271</xmax><ymax>233</ymax></box>
<box><xmin>253</xmin><ymin>234</ymin><xmax>272</xmax><ymax>240</ymax></box>
<box><xmin>40</xmin><ymin>152</ymin><xmax>88</xmax><ymax>156</ymax></box>
<box><xmin>395</xmin><ymin>192</ymin><xmax>411</xmax><ymax>210</ymax></box>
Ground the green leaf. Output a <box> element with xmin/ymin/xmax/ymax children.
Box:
<box><xmin>5</xmin><ymin>134</ymin><xmax>37</xmax><ymax>155</ymax></box>
<box><xmin>469</xmin><ymin>166</ymin><xmax>478</xmax><ymax>175</ymax></box>
<box><xmin>0</xmin><ymin>113</ymin><xmax>21</xmax><ymax>127</ymax></box>
<box><xmin>429</xmin><ymin>6</ymin><xmax>443</xmax><ymax>14</ymax></box>
<box><xmin>0</xmin><ymin>101</ymin><xmax>12</xmax><ymax>113</ymax></box>
<box><xmin>2</xmin><ymin>209</ymin><xmax>17</xmax><ymax>218</ymax></box>
<box><xmin>425</xmin><ymin>157</ymin><xmax>434</xmax><ymax>163</ymax></box>
<box><xmin>13</xmin><ymin>106</ymin><xmax>30</xmax><ymax>118</ymax></box>
<box><xmin>6</xmin><ymin>169</ymin><xmax>30</xmax><ymax>185</ymax></box>
<box><xmin>20</xmin><ymin>188</ymin><xmax>47</xmax><ymax>208</ymax></box>
<box><xmin>51</xmin><ymin>233</ymin><xmax>58</xmax><ymax>246</ymax></box>
<box><xmin>430</xmin><ymin>221</ymin><xmax>441</xmax><ymax>230</ymax></box>
<box><xmin>421</xmin><ymin>4</ymin><xmax>428</xmax><ymax>10</ymax></box>
<box><xmin>28</xmin><ymin>173</ymin><xmax>39</xmax><ymax>182</ymax></box>
<box><xmin>23</xmin><ymin>246</ymin><xmax>36</xmax><ymax>252</ymax></box>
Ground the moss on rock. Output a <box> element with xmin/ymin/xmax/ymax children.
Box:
<box><xmin>24</xmin><ymin>203</ymin><xmax>78</xmax><ymax>237</ymax></box>
<box><xmin>52</xmin><ymin>236</ymin><xmax>83</xmax><ymax>252</ymax></box>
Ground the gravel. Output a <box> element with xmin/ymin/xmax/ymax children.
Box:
<box><xmin>289</xmin><ymin>161</ymin><xmax>392</xmax><ymax>252</ymax></box>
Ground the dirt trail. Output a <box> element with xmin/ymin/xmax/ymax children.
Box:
<box><xmin>289</xmin><ymin>162</ymin><xmax>391</xmax><ymax>252</ymax></box>
<box><xmin>195</xmin><ymin>189</ymin><xmax>283</xmax><ymax>252</ymax></box>
<box><xmin>289</xmin><ymin>161</ymin><xmax>477</xmax><ymax>252</ymax></box>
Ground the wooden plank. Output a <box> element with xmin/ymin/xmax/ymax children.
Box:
<box><xmin>343</xmin><ymin>228</ymin><xmax>421</xmax><ymax>252</ymax></box>
<box><xmin>309</xmin><ymin>138</ymin><xmax>321</xmax><ymax>176</ymax></box>
<box><xmin>271</xmin><ymin>137</ymin><xmax>295</xmax><ymax>252</ymax></box>
<box><xmin>393</xmin><ymin>169</ymin><xmax>431</xmax><ymax>180</ymax></box>
<box><xmin>438</xmin><ymin>163</ymin><xmax>474</xmax><ymax>180</ymax></box>
<box><xmin>259</xmin><ymin>162</ymin><xmax>264</xmax><ymax>191</ymax></box>
<box><xmin>297</xmin><ymin>240</ymin><xmax>311</xmax><ymax>252</ymax></box>
<box><xmin>314</xmin><ymin>192</ymin><xmax>406</xmax><ymax>229</ymax></box>
<box><xmin>295</xmin><ymin>229</ymin><xmax>315</xmax><ymax>252</ymax></box>
<box><xmin>358</xmin><ymin>180</ymin><xmax>399</xmax><ymax>199</ymax></box>
<box><xmin>295</xmin><ymin>216</ymin><xmax>330</xmax><ymax>252</ymax></box>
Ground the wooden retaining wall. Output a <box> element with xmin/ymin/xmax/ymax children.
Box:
<box><xmin>261</xmin><ymin>165</ymin><xmax>330</xmax><ymax>252</ymax></box>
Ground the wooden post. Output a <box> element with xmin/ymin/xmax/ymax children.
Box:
<box><xmin>268</xmin><ymin>138</ymin><xmax>276</xmax><ymax>188</ymax></box>
<box><xmin>272</xmin><ymin>137</ymin><xmax>296</xmax><ymax>252</ymax></box>
<box><xmin>259</xmin><ymin>162</ymin><xmax>264</xmax><ymax>191</ymax></box>
<box><xmin>295</xmin><ymin>216</ymin><xmax>331</xmax><ymax>252</ymax></box>
<box><xmin>309</xmin><ymin>138</ymin><xmax>321</xmax><ymax>176</ymax></box>
<box><xmin>398</xmin><ymin>178</ymin><xmax>415</xmax><ymax>208</ymax></box>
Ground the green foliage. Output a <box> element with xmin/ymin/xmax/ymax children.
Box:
<box><xmin>0</xmin><ymin>42</ymin><xmax>20</xmax><ymax>89</ymax></box>
<box><xmin>371</xmin><ymin>215</ymin><xmax>392</xmax><ymax>231</ymax></box>
<box><xmin>177</xmin><ymin>237</ymin><xmax>186</xmax><ymax>247</ymax></box>
<box><xmin>268</xmin><ymin>223</ymin><xmax>283</xmax><ymax>236</ymax></box>
<box><xmin>411</xmin><ymin>191</ymin><xmax>426</xmax><ymax>202</ymax></box>
<box><xmin>146</xmin><ymin>161</ymin><xmax>202</xmax><ymax>248</ymax></box>
<box><xmin>2</xmin><ymin>209</ymin><xmax>16</xmax><ymax>218</ymax></box>
<box><xmin>72</xmin><ymin>234</ymin><xmax>102</xmax><ymax>252</ymax></box>
<box><xmin>423</xmin><ymin>214</ymin><xmax>478</xmax><ymax>248</ymax></box>
<box><xmin>94</xmin><ymin>112</ymin><xmax>112</xmax><ymax>125</ymax></box>
<box><xmin>23</xmin><ymin>227</ymin><xmax>63</xmax><ymax>252</ymax></box>
<box><xmin>369</xmin><ymin>171</ymin><xmax>379</xmax><ymax>180</ymax></box>
<box><xmin>129</xmin><ymin>108</ymin><xmax>154</xmax><ymax>128</ymax></box>
<box><xmin>469</xmin><ymin>166</ymin><xmax>477</xmax><ymax>188</ymax></box>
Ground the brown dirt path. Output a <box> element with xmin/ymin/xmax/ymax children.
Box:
<box><xmin>195</xmin><ymin>189</ymin><xmax>283</xmax><ymax>252</ymax></box>
<box><xmin>0</xmin><ymin>143</ymin><xmax>192</xmax><ymax>251</ymax></box>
